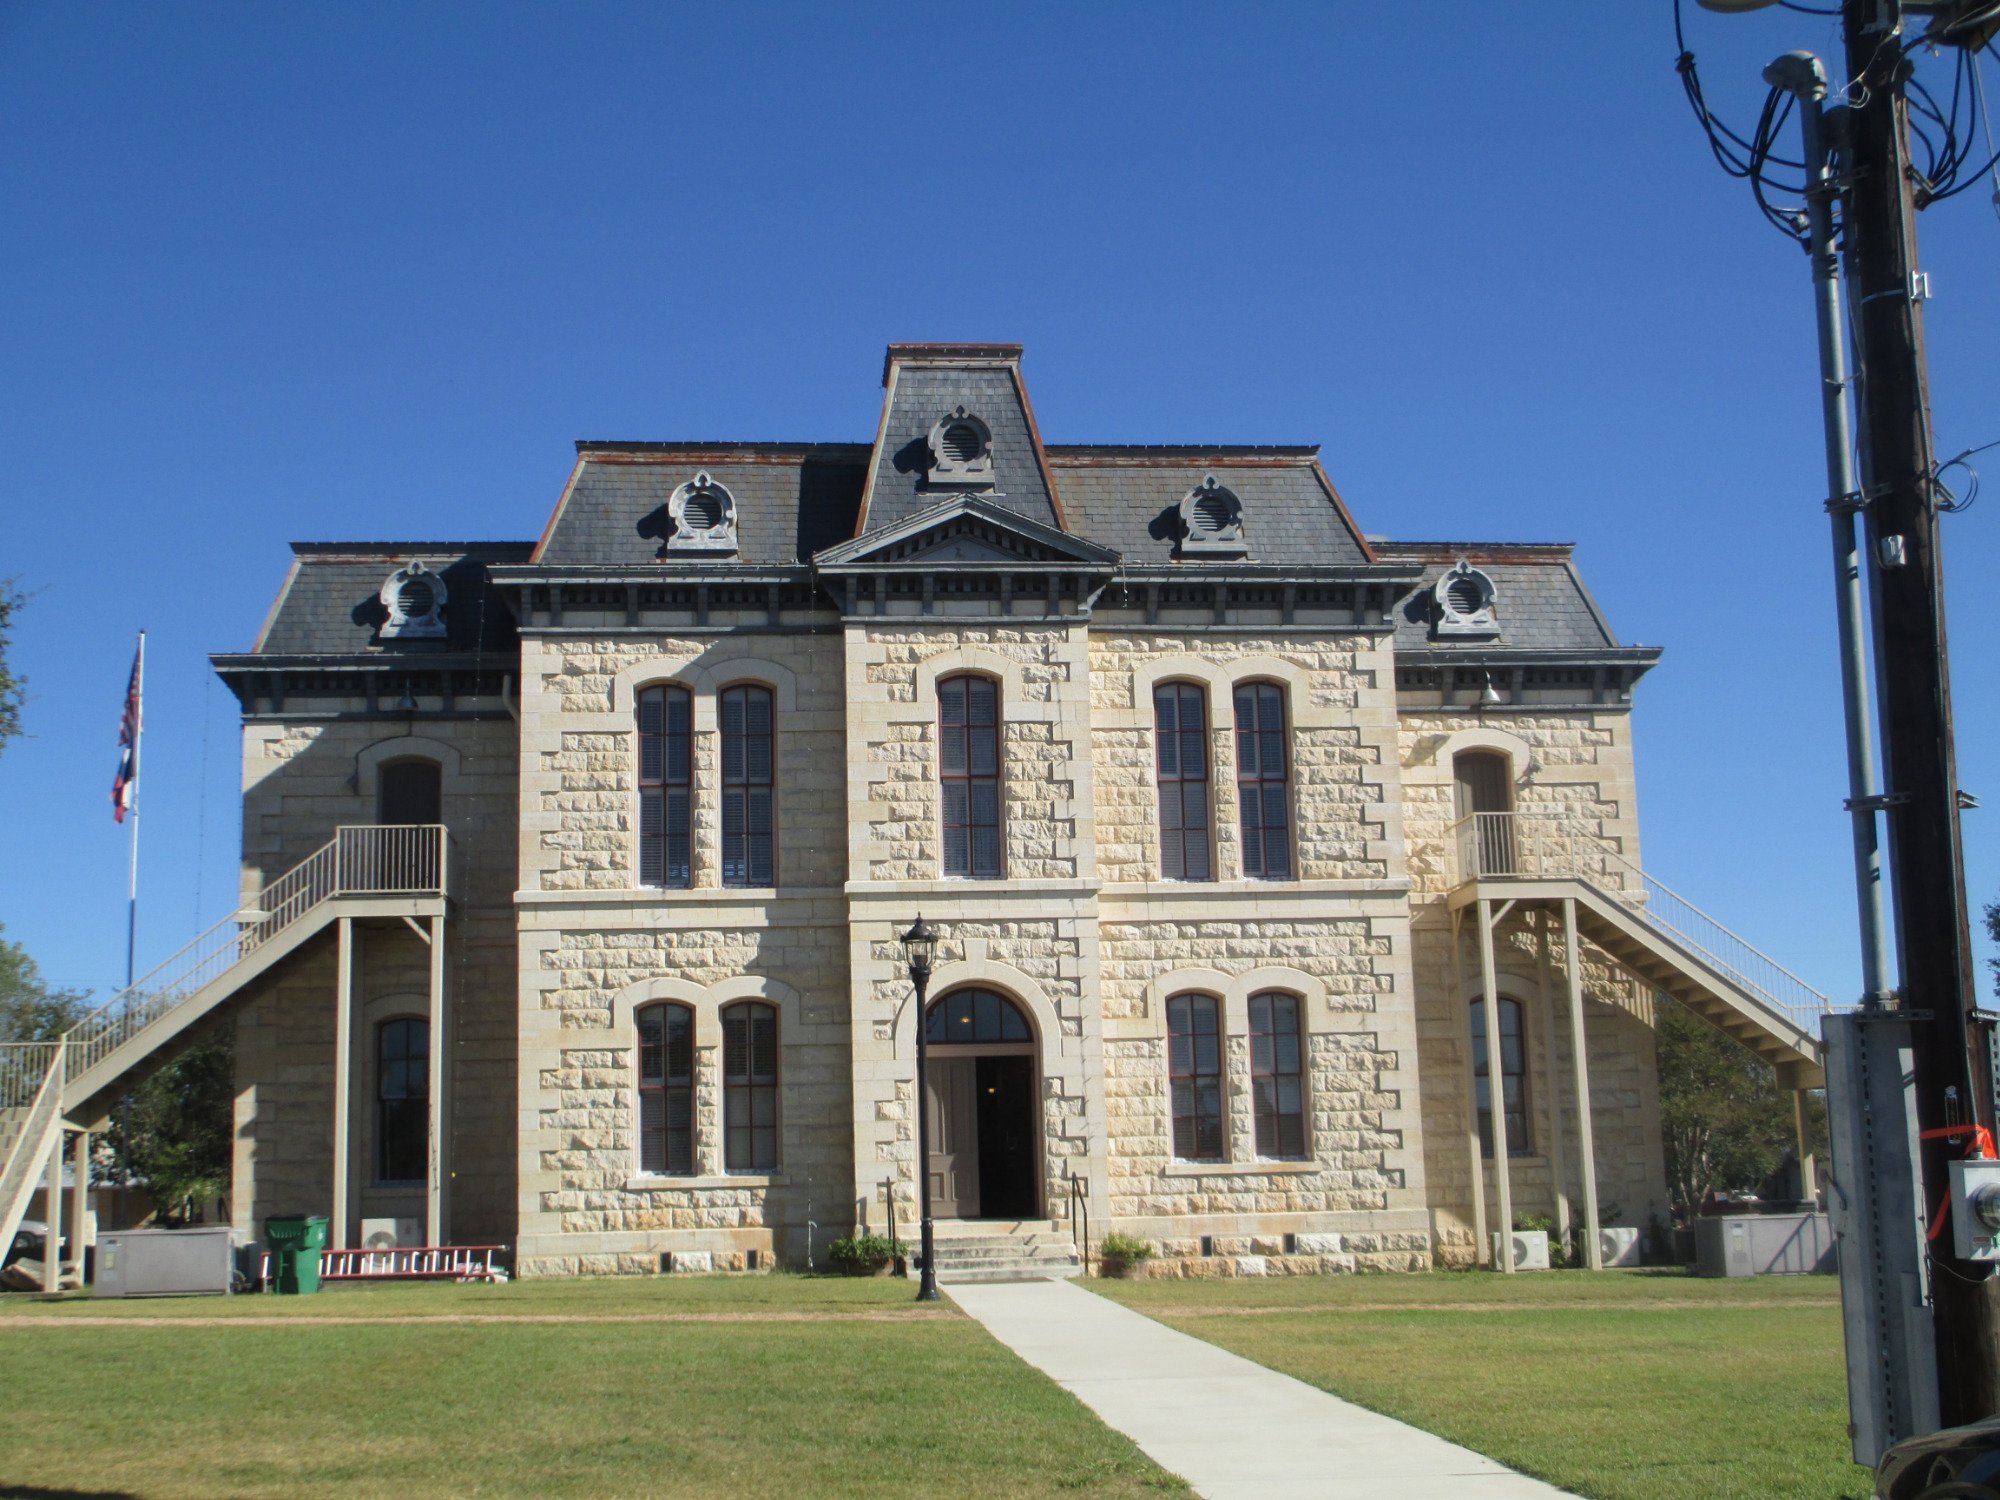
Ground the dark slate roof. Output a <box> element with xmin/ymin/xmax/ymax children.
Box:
<box><xmin>1048</xmin><ymin>450</ymin><xmax>1373</xmax><ymax>565</ymax></box>
<box><xmin>855</xmin><ymin>351</ymin><xmax>1061</xmax><ymax>535</ymax></box>
<box><xmin>1373</xmin><ymin>543</ymin><xmax>1622</xmax><ymax>652</ymax></box>
<box><xmin>251</xmin><ymin>542</ymin><xmax>532</xmax><ymax>657</ymax></box>
<box><xmin>535</xmin><ymin>446</ymin><xmax>866</xmax><ymax>567</ymax></box>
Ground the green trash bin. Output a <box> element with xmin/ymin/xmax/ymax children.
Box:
<box><xmin>266</xmin><ymin>1215</ymin><xmax>330</xmax><ymax>1295</ymax></box>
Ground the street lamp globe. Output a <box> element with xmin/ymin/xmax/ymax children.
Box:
<box><xmin>901</xmin><ymin>914</ymin><xmax>938</xmax><ymax>980</ymax></box>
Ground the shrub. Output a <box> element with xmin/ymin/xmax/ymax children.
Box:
<box><xmin>826</xmin><ymin>1234</ymin><xmax>896</xmax><ymax>1276</ymax></box>
<box><xmin>1096</xmin><ymin>1233</ymin><xmax>1152</xmax><ymax>1278</ymax></box>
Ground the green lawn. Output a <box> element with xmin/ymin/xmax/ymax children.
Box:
<box><xmin>1095</xmin><ymin>1268</ymin><xmax>1869</xmax><ymax>1500</ymax></box>
<box><xmin>0</xmin><ymin>1276</ymin><xmax>1186</xmax><ymax>1498</ymax></box>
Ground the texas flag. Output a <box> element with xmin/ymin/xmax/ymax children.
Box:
<box><xmin>112</xmin><ymin>639</ymin><xmax>141</xmax><ymax>823</ymax></box>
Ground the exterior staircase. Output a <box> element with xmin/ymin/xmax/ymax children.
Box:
<box><xmin>0</xmin><ymin>825</ymin><xmax>449</xmax><ymax>1261</ymax></box>
<box><xmin>930</xmin><ymin>1220</ymin><xmax>1085</xmax><ymax>1284</ymax></box>
<box><xmin>1449</xmin><ymin>812</ymin><xmax>1835</xmax><ymax>1086</ymax></box>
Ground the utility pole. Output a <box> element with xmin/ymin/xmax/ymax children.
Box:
<box><xmin>1837</xmin><ymin>0</ymin><xmax>2000</xmax><ymax>1428</ymax></box>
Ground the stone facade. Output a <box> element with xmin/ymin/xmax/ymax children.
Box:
<box><xmin>211</xmin><ymin>345</ymin><xmax>1702</xmax><ymax>1277</ymax></box>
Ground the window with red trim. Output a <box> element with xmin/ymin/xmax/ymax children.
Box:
<box><xmin>939</xmin><ymin>674</ymin><xmax>1001</xmax><ymax>879</ymax></box>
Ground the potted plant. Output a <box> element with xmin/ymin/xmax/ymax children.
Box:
<box><xmin>827</xmin><ymin>1234</ymin><xmax>897</xmax><ymax>1277</ymax></box>
<box><xmin>1096</xmin><ymin>1232</ymin><xmax>1152</xmax><ymax>1279</ymax></box>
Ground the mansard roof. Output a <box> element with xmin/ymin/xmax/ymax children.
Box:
<box><xmin>244</xmin><ymin>541</ymin><xmax>531</xmax><ymax>658</ymax></box>
<box><xmin>1374</xmin><ymin>541</ymin><xmax>1634</xmax><ymax>656</ymax></box>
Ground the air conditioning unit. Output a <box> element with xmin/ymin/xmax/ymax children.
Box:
<box><xmin>359</xmin><ymin>1217</ymin><xmax>420</xmax><ymax>1250</ymax></box>
<box><xmin>1492</xmin><ymin>1229</ymin><xmax>1551</xmax><ymax>1270</ymax></box>
<box><xmin>1599</xmin><ymin>1226</ymin><xmax>1643</xmax><ymax>1267</ymax></box>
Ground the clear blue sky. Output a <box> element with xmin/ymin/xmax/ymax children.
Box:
<box><xmin>1</xmin><ymin>3</ymin><xmax>1995</xmax><ymax>1006</ymax></box>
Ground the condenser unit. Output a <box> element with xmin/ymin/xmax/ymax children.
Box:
<box><xmin>1491</xmin><ymin>1229</ymin><xmax>1550</xmax><ymax>1270</ymax></box>
<box><xmin>1599</xmin><ymin>1226</ymin><xmax>1642</xmax><ymax>1267</ymax></box>
<box><xmin>359</xmin><ymin>1217</ymin><xmax>421</xmax><ymax>1250</ymax></box>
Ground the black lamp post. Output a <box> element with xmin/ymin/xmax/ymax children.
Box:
<box><xmin>901</xmin><ymin>914</ymin><xmax>940</xmax><ymax>1302</ymax></box>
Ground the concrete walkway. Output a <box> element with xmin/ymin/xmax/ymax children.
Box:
<box><xmin>949</xmin><ymin>1280</ymin><xmax>1568</xmax><ymax>1499</ymax></box>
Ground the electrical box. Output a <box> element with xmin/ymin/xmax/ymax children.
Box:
<box><xmin>1948</xmin><ymin>1159</ymin><xmax>2000</xmax><ymax>1261</ymax></box>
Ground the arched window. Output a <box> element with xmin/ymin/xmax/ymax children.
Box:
<box><xmin>722</xmin><ymin>1001</ymin><xmax>779</xmax><ymax>1172</ymax></box>
<box><xmin>636</xmin><ymin>1003</ymin><xmax>695</xmax><ymax>1176</ymax></box>
<box><xmin>1470</xmin><ymin>996</ymin><xmax>1530</xmax><ymax>1157</ymax></box>
<box><xmin>1249</xmin><ymin>992</ymin><xmax>1306</xmax><ymax>1158</ymax></box>
<box><xmin>925</xmin><ymin>988</ymin><xmax>1033</xmax><ymax>1044</ymax></box>
<box><xmin>1233</xmin><ymin>682</ymin><xmax>1292</xmax><ymax>879</ymax></box>
<box><xmin>939</xmin><ymin>674</ymin><xmax>1002</xmax><ymax>879</ymax></box>
<box><xmin>376</xmin><ymin>1018</ymin><xmax>429</xmax><ymax>1184</ymax></box>
<box><xmin>1154</xmin><ymin>682</ymin><xmax>1212</xmax><ymax>881</ymax></box>
<box><xmin>1167</xmin><ymin>993</ymin><xmax>1224</xmax><ymax>1161</ymax></box>
<box><xmin>720</xmin><ymin>684</ymin><xmax>775</xmax><ymax>887</ymax></box>
<box><xmin>637</xmin><ymin>684</ymin><xmax>693</xmax><ymax>888</ymax></box>
<box><xmin>1453</xmin><ymin>750</ymin><xmax>1514</xmax><ymax>876</ymax></box>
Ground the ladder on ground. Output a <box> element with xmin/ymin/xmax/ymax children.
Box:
<box><xmin>0</xmin><ymin>825</ymin><xmax>450</xmax><ymax>1260</ymax></box>
<box><xmin>1449</xmin><ymin>811</ymin><xmax>1836</xmax><ymax>1085</ymax></box>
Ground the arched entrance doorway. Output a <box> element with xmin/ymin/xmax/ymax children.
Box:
<box><xmin>924</xmin><ymin>988</ymin><xmax>1040</xmax><ymax>1220</ymax></box>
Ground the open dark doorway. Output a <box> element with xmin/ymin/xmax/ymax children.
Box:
<box><xmin>974</xmin><ymin>1055</ymin><xmax>1037</xmax><ymax>1220</ymax></box>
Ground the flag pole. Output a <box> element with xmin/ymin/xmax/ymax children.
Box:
<box><xmin>126</xmin><ymin>630</ymin><xmax>144</xmax><ymax>989</ymax></box>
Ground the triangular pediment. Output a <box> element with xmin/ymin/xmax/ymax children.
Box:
<box><xmin>815</xmin><ymin>495</ymin><xmax>1119</xmax><ymax>568</ymax></box>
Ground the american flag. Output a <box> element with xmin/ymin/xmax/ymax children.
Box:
<box><xmin>112</xmin><ymin>640</ymin><xmax>141</xmax><ymax>823</ymax></box>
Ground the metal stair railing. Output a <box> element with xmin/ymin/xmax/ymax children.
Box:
<box><xmin>1449</xmin><ymin>809</ymin><xmax>1834</xmax><ymax>1034</ymax></box>
<box><xmin>0</xmin><ymin>1040</ymin><xmax>63</xmax><ymax>1247</ymax></box>
<box><xmin>11</xmin><ymin>825</ymin><xmax>450</xmax><ymax>1105</ymax></box>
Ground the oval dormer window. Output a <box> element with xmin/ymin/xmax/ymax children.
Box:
<box><xmin>379</xmin><ymin>561</ymin><xmax>448</xmax><ymax>640</ymax></box>
<box><xmin>666</xmin><ymin>472</ymin><xmax>739</xmax><ymax>554</ymax></box>
<box><xmin>1177</xmin><ymin>475</ymin><xmax>1247</xmax><ymax>558</ymax></box>
<box><xmin>1433</xmin><ymin>560</ymin><xmax>1498</xmax><ymax>637</ymax></box>
<box><xmin>926</xmin><ymin>406</ymin><xmax>995</xmax><ymax>489</ymax></box>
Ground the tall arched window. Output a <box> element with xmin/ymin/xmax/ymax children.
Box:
<box><xmin>637</xmin><ymin>684</ymin><xmax>693</xmax><ymax>888</ymax></box>
<box><xmin>1154</xmin><ymin>682</ymin><xmax>1212</xmax><ymax>881</ymax></box>
<box><xmin>1167</xmin><ymin>993</ymin><xmax>1224</xmax><ymax>1161</ymax></box>
<box><xmin>722</xmin><ymin>1001</ymin><xmax>779</xmax><ymax>1172</ymax></box>
<box><xmin>939</xmin><ymin>674</ymin><xmax>1002</xmax><ymax>879</ymax></box>
<box><xmin>1249</xmin><ymin>992</ymin><xmax>1306</xmax><ymax>1158</ymax></box>
<box><xmin>1470</xmin><ymin>996</ymin><xmax>1530</xmax><ymax>1157</ymax></box>
<box><xmin>636</xmin><ymin>1003</ymin><xmax>695</xmax><ymax>1176</ymax></box>
<box><xmin>1233</xmin><ymin>682</ymin><xmax>1292</xmax><ymax>879</ymax></box>
<box><xmin>376</xmin><ymin>1018</ymin><xmax>429</xmax><ymax>1184</ymax></box>
<box><xmin>720</xmin><ymin>684</ymin><xmax>775</xmax><ymax>887</ymax></box>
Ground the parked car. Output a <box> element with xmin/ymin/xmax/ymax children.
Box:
<box><xmin>1</xmin><ymin>1220</ymin><xmax>64</xmax><ymax>1289</ymax></box>
<box><xmin>1875</xmin><ymin>1417</ymin><xmax>2000</xmax><ymax>1499</ymax></box>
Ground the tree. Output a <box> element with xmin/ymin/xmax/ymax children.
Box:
<box><xmin>0</xmin><ymin>923</ymin><xmax>88</xmax><ymax>1042</ymax></box>
<box><xmin>0</xmin><ymin>582</ymin><xmax>23</xmax><ymax>759</ymax></box>
<box><xmin>1657</xmin><ymin>999</ymin><xmax>1826</xmax><ymax>1221</ymax></box>
<box><xmin>107</xmin><ymin>1031</ymin><xmax>234</xmax><ymax>1225</ymax></box>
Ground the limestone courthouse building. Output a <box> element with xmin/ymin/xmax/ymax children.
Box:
<box><xmin>1</xmin><ymin>344</ymin><xmax>1832</xmax><ymax>1280</ymax></box>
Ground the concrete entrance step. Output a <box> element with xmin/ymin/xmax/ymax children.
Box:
<box><xmin>929</xmin><ymin>1219</ymin><xmax>1084</xmax><ymax>1284</ymax></box>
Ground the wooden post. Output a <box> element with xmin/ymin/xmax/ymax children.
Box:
<box><xmin>1794</xmin><ymin>1090</ymin><xmax>1818</xmax><ymax>1202</ymax></box>
<box><xmin>427</xmin><ymin>913</ymin><xmax>449</xmax><ymax>1247</ymax></box>
<box><xmin>41</xmin><ymin>1129</ymin><xmax>63</xmax><ymax>1293</ymax></box>
<box><xmin>1477</xmin><ymin>898</ymin><xmax>1515</xmax><ymax>1272</ymax></box>
<box><xmin>1563</xmin><ymin>897</ymin><xmax>1602</xmax><ymax>1268</ymax></box>
<box><xmin>1450</xmin><ymin>908</ymin><xmax>1487</xmax><ymax>1265</ymax></box>
<box><xmin>1536</xmin><ymin>911</ymin><xmax>1572</xmax><ymax>1253</ymax></box>
<box><xmin>69</xmin><ymin>1129</ymin><xmax>89</xmax><ymax>1283</ymax></box>
<box><xmin>332</xmin><ymin>916</ymin><xmax>354</xmax><ymax>1252</ymax></box>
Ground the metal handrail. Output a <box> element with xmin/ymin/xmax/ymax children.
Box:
<box><xmin>1067</xmin><ymin>1171</ymin><xmax>1090</xmax><ymax>1276</ymax></box>
<box><xmin>0</xmin><ymin>1040</ymin><xmax>63</xmax><ymax>1233</ymax></box>
<box><xmin>1448</xmin><ymin>809</ymin><xmax>1834</xmax><ymax>1031</ymax></box>
<box><xmin>56</xmin><ymin>824</ymin><xmax>450</xmax><ymax>1092</ymax></box>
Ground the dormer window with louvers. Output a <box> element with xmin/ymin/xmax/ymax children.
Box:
<box><xmin>926</xmin><ymin>406</ymin><xmax>996</xmax><ymax>490</ymax></box>
<box><xmin>1433</xmin><ymin>559</ymin><xmax>1498</xmax><ymax>637</ymax></box>
<box><xmin>666</xmin><ymin>472</ymin><xmax>739</xmax><ymax>554</ymax></box>
<box><xmin>378</xmin><ymin>561</ymin><xmax>448</xmax><ymax>640</ymax></box>
<box><xmin>1177</xmin><ymin>475</ymin><xmax>1247</xmax><ymax>558</ymax></box>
